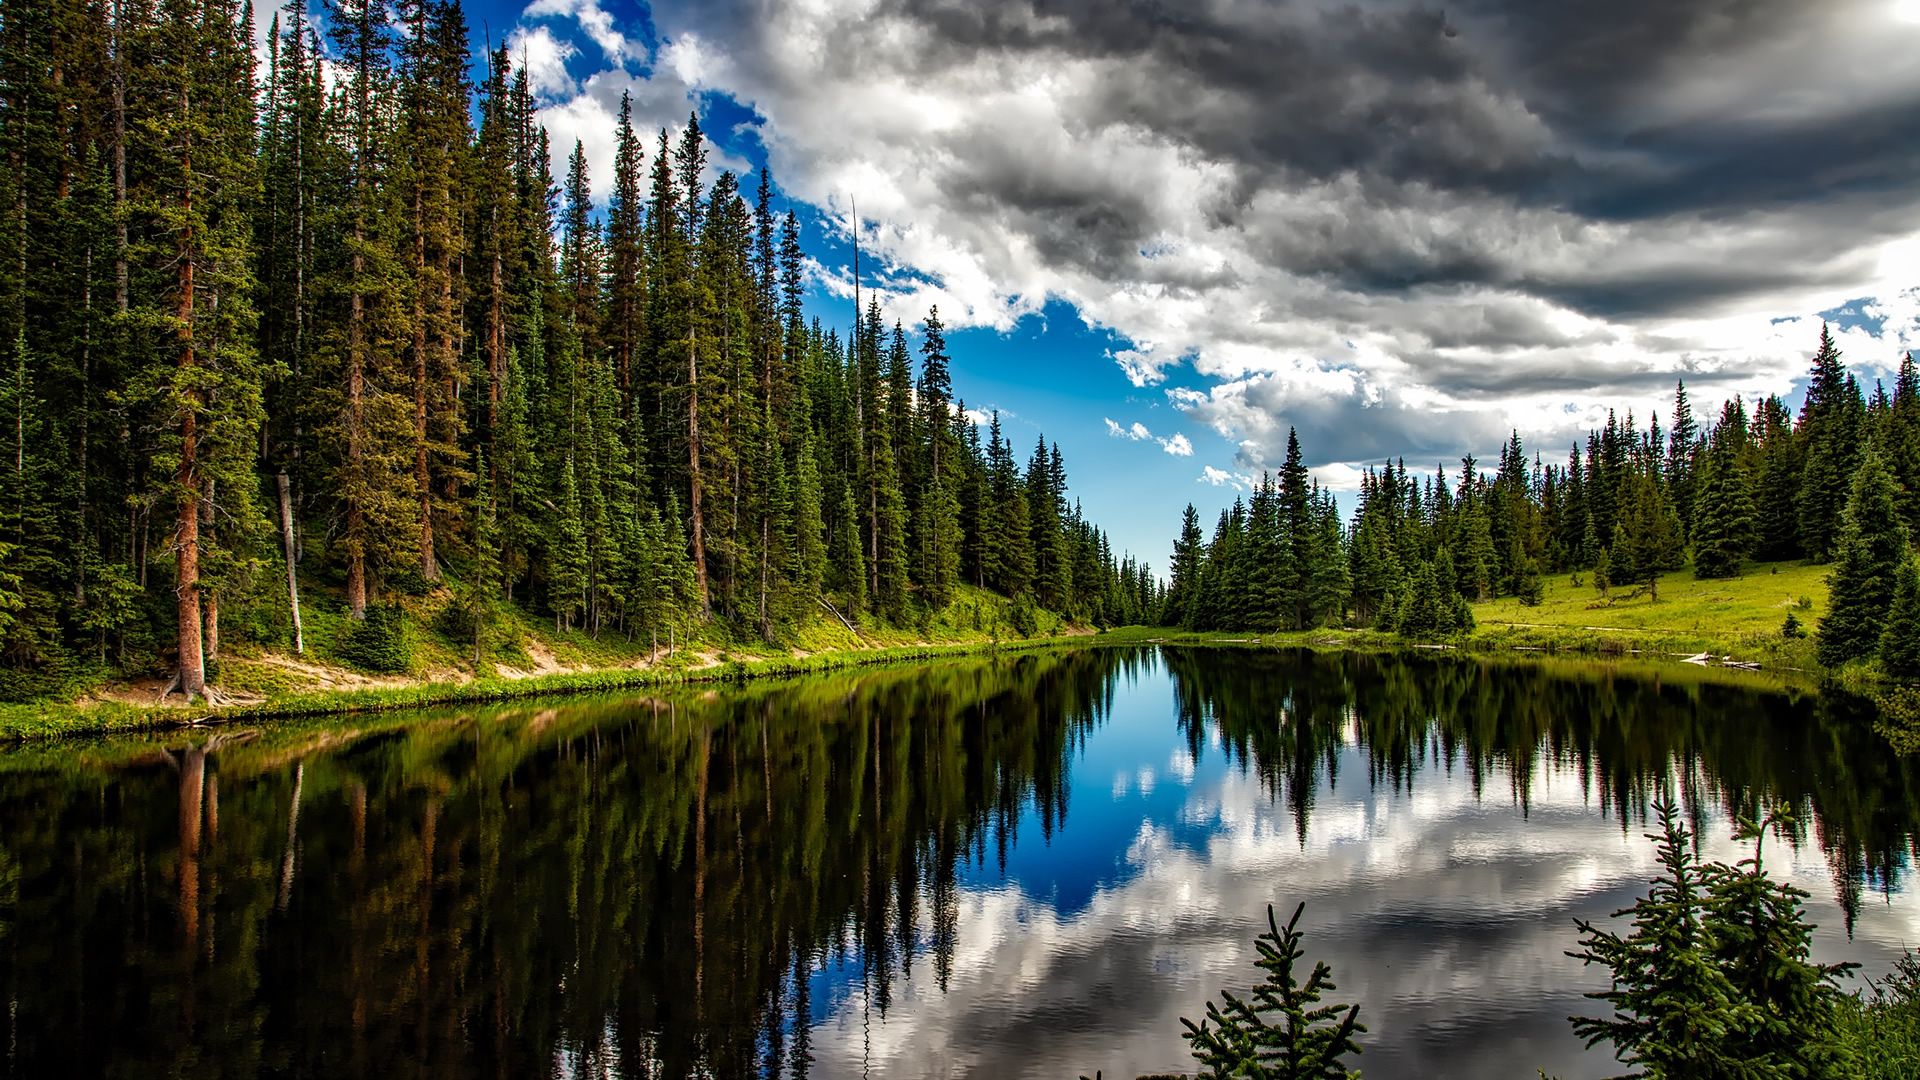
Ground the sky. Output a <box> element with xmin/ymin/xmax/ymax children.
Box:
<box><xmin>281</xmin><ymin>0</ymin><xmax>1920</xmax><ymax>571</ymax></box>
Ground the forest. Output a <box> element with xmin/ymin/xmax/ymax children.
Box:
<box><xmin>0</xmin><ymin>0</ymin><xmax>1159</xmax><ymax>703</ymax></box>
<box><xmin>1163</xmin><ymin>329</ymin><xmax>1920</xmax><ymax>675</ymax></box>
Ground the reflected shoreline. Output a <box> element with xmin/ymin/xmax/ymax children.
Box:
<box><xmin>0</xmin><ymin>647</ymin><xmax>1910</xmax><ymax>1078</ymax></box>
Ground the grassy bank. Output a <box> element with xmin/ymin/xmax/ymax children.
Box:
<box><xmin>0</xmin><ymin>583</ymin><xmax>1089</xmax><ymax>741</ymax></box>
<box><xmin>1102</xmin><ymin>559</ymin><xmax>1839</xmax><ymax>690</ymax></box>
<box><xmin>0</xmin><ymin>559</ymin><xmax>1857</xmax><ymax>742</ymax></box>
<box><xmin>1469</xmin><ymin>559</ymin><xmax>1843</xmax><ymax>683</ymax></box>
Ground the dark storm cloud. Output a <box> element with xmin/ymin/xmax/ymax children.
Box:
<box><xmin>878</xmin><ymin>0</ymin><xmax>1920</xmax><ymax>213</ymax></box>
<box><xmin>628</xmin><ymin>0</ymin><xmax>1920</xmax><ymax>481</ymax></box>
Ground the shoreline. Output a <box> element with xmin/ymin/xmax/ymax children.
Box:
<box><xmin>0</xmin><ymin>633</ymin><xmax>1096</xmax><ymax>742</ymax></box>
<box><xmin>4</xmin><ymin>619</ymin><xmax>1847</xmax><ymax>744</ymax></box>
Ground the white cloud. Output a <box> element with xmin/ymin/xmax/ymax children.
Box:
<box><xmin>1199</xmin><ymin>466</ymin><xmax>1249</xmax><ymax>489</ymax></box>
<box><xmin>521</xmin><ymin>0</ymin><xmax>640</xmax><ymax>64</ymax></box>
<box><xmin>506</xmin><ymin>24</ymin><xmax>578</xmax><ymax>98</ymax></box>
<box><xmin>1106</xmin><ymin>418</ymin><xmax>1192</xmax><ymax>455</ymax></box>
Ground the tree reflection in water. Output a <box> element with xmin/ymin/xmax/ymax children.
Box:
<box><xmin>0</xmin><ymin>647</ymin><xmax>1911</xmax><ymax>1078</ymax></box>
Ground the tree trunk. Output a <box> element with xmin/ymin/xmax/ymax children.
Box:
<box><xmin>277</xmin><ymin>472</ymin><xmax>304</xmax><ymax>653</ymax></box>
<box><xmin>345</xmin><ymin>222</ymin><xmax>367</xmax><ymax>618</ymax></box>
<box><xmin>175</xmin><ymin>100</ymin><xmax>204</xmax><ymax>700</ymax></box>
<box><xmin>203</xmin><ymin>589</ymin><xmax>219</xmax><ymax>666</ymax></box>
<box><xmin>413</xmin><ymin>188</ymin><xmax>436</xmax><ymax>582</ymax></box>
<box><xmin>687</xmin><ymin>329</ymin><xmax>709</xmax><ymax>613</ymax></box>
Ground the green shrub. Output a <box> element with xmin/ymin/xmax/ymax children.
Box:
<box><xmin>332</xmin><ymin>604</ymin><xmax>413</xmax><ymax>673</ymax></box>
<box><xmin>383</xmin><ymin>567</ymin><xmax>433</xmax><ymax>598</ymax></box>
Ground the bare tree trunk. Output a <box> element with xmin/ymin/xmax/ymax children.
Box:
<box><xmin>175</xmin><ymin>93</ymin><xmax>204</xmax><ymax>700</ymax></box>
<box><xmin>758</xmin><ymin>515</ymin><xmax>770</xmax><ymax>638</ymax></box>
<box><xmin>203</xmin><ymin>589</ymin><xmax>219</xmax><ymax>666</ymax></box>
<box><xmin>277</xmin><ymin>473</ymin><xmax>303</xmax><ymax>653</ymax></box>
<box><xmin>687</xmin><ymin>330</ymin><xmax>709</xmax><ymax>613</ymax></box>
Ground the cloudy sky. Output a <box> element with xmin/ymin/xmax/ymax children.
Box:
<box><xmin>341</xmin><ymin>0</ymin><xmax>1920</xmax><ymax>566</ymax></box>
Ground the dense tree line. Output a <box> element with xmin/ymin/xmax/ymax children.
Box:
<box><xmin>1163</xmin><ymin>328</ymin><xmax>1920</xmax><ymax>667</ymax></box>
<box><xmin>0</xmin><ymin>0</ymin><xmax>1154</xmax><ymax>700</ymax></box>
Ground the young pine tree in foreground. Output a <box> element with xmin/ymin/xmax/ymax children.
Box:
<box><xmin>1568</xmin><ymin>802</ymin><xmax>1855</xmax><ymax>1080</ymax></box>
<box><xmin>1181</xmin><ymin>902</ymin><xmax>1365</xmax><ymax>1079</ymax></box>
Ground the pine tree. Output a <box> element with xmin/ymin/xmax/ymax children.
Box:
<box><xmin>1166</xmin><ymin>503</ymin><xmax>1206</xmax><ymax>626</ymax></box>
<box><xmin>1880</xmin><ymin>552</ymin><xmax>1920</xmax><ymax>680</ymax></box>
<box><xmin>1817</xmin><ymin>447</ymin><xmax>1910</xmax><ymax>668</ymax></box>
<box><xmin>550</xmin><ymin>452</ymin><xmax>587</xmax><ymax>631</ymax></box>
<box><xmin>1751</xmin><ymin>396</ymin><xmax>1803</xmax><ymax>561</ymax></box>
<box><xmin>1611</xmin><ymin>465</ymin><xmax>1683</xmax><ymax>600</ymax></box>
<box><xmin>1181</xmin><ymin>902</ymin><xmax>1364</xmax><ymax>1079</ymax></box>
<box><xmin>1691</xmin><ymin>402</ymin><xmax>1756</xmax><ymax>580</ymax></box>
<box><xmin>913</xmin><ymin>308</ymin><xmax>962</xmax><ymax>608</ymax></box>
<box><xmin>1704</xmin><ymin>812</ymin><xmax>1858</xmax><ymax>1077</ymax></box>
<box><xmin>1570</xmin><ymin>802</ymin><xmax>1854</xmax><ymax>1080</ymax></box>
<box><xmin>1799</xmin><ymin>325</ymin><xmax>1864</xmax><ymax>561</ymax></box>
<box><xmin>1891</xmin><ymin>353</ymin><xmax>1920</xmax><ymax>538</ymax></box>
<box><xmin>321</xmin><ymin>0</ymin><xmax>417</xmax><ymax>619</ymax></box>
<box><xmin>1667</xmin><ymin>380</ymin><xmax>1701</xmax><ymax>536</ymax></box>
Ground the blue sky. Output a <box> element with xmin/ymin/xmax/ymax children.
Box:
<box><xmin>279</xmin><ymin>0</ymin><xmax>1920</xmax><ymax>570</ymax></box>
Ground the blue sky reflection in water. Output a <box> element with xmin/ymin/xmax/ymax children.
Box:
<box><xmin>3</xmin><ymin>647</ymin><xmax>1917</xmax><ymax>1079</ymax></box>
<box><xmin>795</xmin><ymin>652</ymin><xmax>1920</xmax><ymax>1080</ymax></box>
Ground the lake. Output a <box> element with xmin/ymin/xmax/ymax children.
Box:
<box><xmin>1</xmin><ymin>646</ymin><xmax>1915</xmax><ymax>1079</ymax></box>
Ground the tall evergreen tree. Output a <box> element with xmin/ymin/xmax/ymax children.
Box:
<box><xmin>1798</xmin><ymin>325</ymin><xmax>1865</xmax><ymax>561</ymax></box>
<box><xmin>1816</xmin><ymin>447</ymin><xmax>1909</xmax><ymax>668</ymax></box>
<box><xmin>1691</xmin><ymin>401</ymin><xmax>1755</xmax><ymax>580</ymax></box>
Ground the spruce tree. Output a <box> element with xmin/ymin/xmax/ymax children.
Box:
<box><xmin>1798</xmin><ymin>325</ymin><xmax>1864</xmax><ymax>561</ymax></box>
<box><xmin>1182</xmin><ymin>903</ymin><xmax>1364</xmax><ymax>1079</ymax></box>
<box><xmin>1880</xmin><ymin>552</ymin><xmax>1920</xmax><ymax>680</ymax></box>
<box><xmin>550</xmin><ymin>452</ymin><xmax>587</xmax><ymax>631</ymax></box>
<box><xmin>1704</xmin><ymin>813</ymin><xmax>1857</xmax><ymax>1077</ymax></box>
<box><xmin>1817</xmin><ymin>447</ymin><xmax>1910</xmax><ymax>668</ymax></box>
<box><xmin>1570</xmin><ymin>803</ymin><xmax>1855</xmax><ymax>1079</ymax></box>
<box><xmin>1890</xmin><ymin>352</ymin><xmax>1920</xmax><ymax>538</ymax></box>
<box><xmin>1691</xmin><ymin>406</ymin><xmax>1755</xmax><ymax>580</ymax></box>
<box><xmin>1569</xmin><ymin>803</ymin><xmax>1755</xmax><ymax>1077</ymax></box>
<box><xmin>1611</xmin><ymin>465</ymin><xmax>1682</xmax><ymax>600</ymax></box>
<box><xmin>912</xmin><ymin>308</ymin><xmax>963</xmax><ymax>609</ymax></box>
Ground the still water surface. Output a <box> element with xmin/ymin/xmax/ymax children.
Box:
<box><xmin>2</xmin><ymin>647</ymin><xmax>1917</xmax><ymax>1079</ymax></box>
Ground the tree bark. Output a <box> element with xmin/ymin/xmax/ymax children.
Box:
<box><xmin>687</xmin><ymin>329</ymin><xmax>709</xmax><ymax>613</ymax></box>
<box><xmin>412</xmin><ymin>185</ymin><xmax>436</xmax><ymax>582</ymax></box>
<box><xmin>277</xmin><ymin>472</ymin><xmax>303</xmax><ymax>653</ymax></box>
<box><xmin>175</xmin><ymin>90</ymin><xmax>204</xmax><ymax>700</ymax></box>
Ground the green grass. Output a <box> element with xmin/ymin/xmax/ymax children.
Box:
<box><xmin>0</xmin><ymin>584</ymin><xmax>1093</xmax><ymax>742</ymax></box>
<box><xmin>1475</xmin><ymin>559</ymin><xmax>1827</xmax><ymax>639</ymax></box>
<box><xmin>0</xmin><ymin>562</ymin><xmax>1857</xmax><ymax>743</ymax></box>
<box><xmin>1468</xmin><ymin>559</ymin><xmax>1830</xmax><ymax>673</ymax></box>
